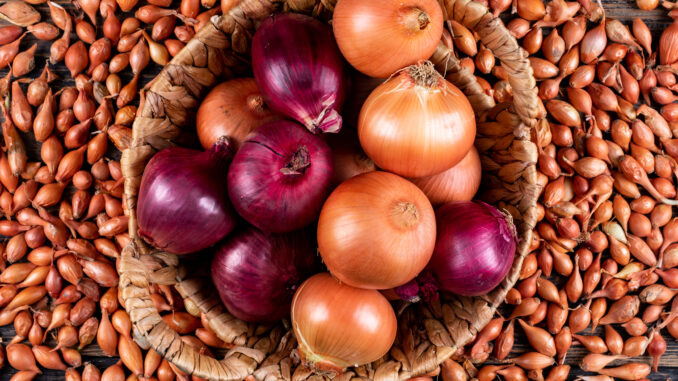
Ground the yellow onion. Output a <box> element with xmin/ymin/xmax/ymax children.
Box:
<box><xmin>291</xmin><ymin>273</ymin><xmax>397</xmax><ymax>375</ymax></box>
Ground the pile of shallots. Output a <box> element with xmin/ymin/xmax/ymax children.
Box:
<box><xmin>0</xmin><ymin>0</ymin><xmax>241</xmax><ymax>379</ymax></box>
<box><xmin>431</xmin><ymin>0</ymin><xmax>678</xmax><ymax>380</ymax></box>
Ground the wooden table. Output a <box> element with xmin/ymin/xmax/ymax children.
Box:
<box><xmin>1</xmin><ymin>0</ymin><xmax>678</xmax><ymax>379</ymax></box>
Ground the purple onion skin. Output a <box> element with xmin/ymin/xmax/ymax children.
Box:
<box><xmin>137</xmin><ymin>138</ymin><xmax>238</xmax><ymax>255</ymax></box>
<box><xmin>428</xmin><ymin>201</ymin><xmax>517</xmax><ymax>296</ymax></box>
<box><xmin>210</xmin><ymin>226</ymin><xmax>321</xmax><ymax>323</ymax></box>
<box><xmin>227</xmin><ymin>120</ymin><xmax>334</xmax><ymax>233</ymax></box>
<box><xmin>252</xmin><ymin>13</ymin><xmax>348</xmax><ymax>134</ymax></box>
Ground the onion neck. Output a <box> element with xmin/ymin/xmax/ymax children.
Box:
<box><xmin>491</xmin><ymin>204</ymin><xmax>518</xmax><ymax>245</ymax></box>
<box><xmin>391</xmin><ymin>201</ymin><xmax>419</xmax><ymax>229</ymax></box>
<box><xmin>208</xmin><ymin>136</ymin><xmax>234</xmax><ymax>163</ymax></box>
<box><xmin>395</xmin><ymin>270</ymin><xmax>439</xmax><ymax>302</ymax></box>
<box><xmin>280</xmin><ymin>146</ymin><xmax>310</xmax><ymax>175</ymax></box>
<box><xmin>394</xmin><ymin>279</ymin><xmax>420</xmax><ymax>302</ymax></box>
<box><xmin>408</xmin><ymin>62</ymin><xmax>441</xmax><ymax>88</ymax></box>
<box><xmin>246</xmin><ymin>93</ymin><xmax>268</xmax><ymax>117</ymax></box>
<box><xmin>38</xmin><ymin>65</ymin><xmax>49</xmax><ymax>81</ymax></box>
<box><xmin>402</xmin><ymin>7</ymin><xmax>430</xmax><ymax>32</ymax></box>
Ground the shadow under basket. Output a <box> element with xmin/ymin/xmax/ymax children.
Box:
<box><xmin>119</xmin><ymin>0</ymin><xmax>542</xmax><ymax>379</ymax></box>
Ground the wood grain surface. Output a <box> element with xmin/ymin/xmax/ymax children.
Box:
<box><xmin>1</xmin><ymin>0</ymin><xmax>678</xmax><ymax>379</ymax></box>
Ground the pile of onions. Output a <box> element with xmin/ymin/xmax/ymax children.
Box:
<box><xmin>332</xmin><ymin>0</ymin><xmax>444</xmax><ymax>78</ymax></box>
<box><xmin>211</xmin><ymin>227</ymin><xmax>320</xmax><ymax>323</ymax></box>
<box><xmin>291</xmin><ymin>273</ymin><xmax>397</xmax><ymax>373</ymax></box>
<box><xmin>325</xmin><ymin>129</ymin><xmax>376</xmax><ymax>186</ymax></box>
<box><xmin>228</xmin><ymin>121</ymin><xmax>334</xmax><ymax>233</ymax></box>
<box><xmin>137</xmin><ymin>137</ymin><xmax>238</xmax><ymax>254</ymax></box>
<box><xmin>196</xmin><ymin>78</ymin><xmax>279</xmax><ymax>150</ymax></box>
<box><xmin>428</xmin><ymin>201</ymin><xmax>517</xmax><ymax>296</ymax></box>
<box><xmin>410</xmin><ymin>146</ymin><xmax>482</xmax><ymax>205</ymax></box>
<box><xmin>358</xmin><ymin>62</ymin><xmax>476</xmax><ymax>178</ymax></box>
<box><xmin>317</xmin><ymin>171</ymin><xmax>436</xmax><ymax>289</ymax></box>
<box><xmin>252</xmin><ymin>13</ymin><xmax>347</xmax><ymax>134</ymax></box>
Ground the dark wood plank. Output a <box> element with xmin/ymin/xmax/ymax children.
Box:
<box><xmin>602</xmin><ymin>0</ymin><xmax>669</xmax><ymax>22</ymax></box>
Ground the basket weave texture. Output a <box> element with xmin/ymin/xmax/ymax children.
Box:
<box><xmin>120</xmin><ymin>0</ymin><xmax>542</xmax><ymax>379</ymax></box>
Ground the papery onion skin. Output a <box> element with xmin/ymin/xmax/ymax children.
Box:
<box><xmin>211</xmin><ymin>226</ymin><xmax>320</xmax><ymax>323</ymax></box>
<box><xmin>228</xmin><ymin>121</ymin><xmax>333</xmax><ymax>233</ymax></box>
<box><xmin>252</xmin><ymin>13</ymin><xmax>347</xmax><ymax>134</ymax></box>
<box><xmin>196</xmin><ymin>78</ymin><xmax>279</xmax><ymax>150</ymax></box>
<box><xmin>358</xmin><ymin>62</ymin><xmax>476</xmax><ymax>178</ymax></box>
<box><xmin>410</xmin><ymin>146</ymin><xmax>482</xmax><ymax>205</ymax></box>
<box><xmin>137</xmin><ymin>138</ymin><xmax>237</xmax><ymax>254</ymax></box>
<box><xmin>428</xmin><ymin>201</ymin><xmax>517</xmax><ymax>296</ymax></box>
<box><xmin>291</xmin><ymin>273</ymin><xmax>397</xmax><ymax>373</ymax></box>
<box><xmin>318</xmin><ymin>171</ymin><xmax>436</xmax><ymax>289</ymax></box>
<box><xmin>332</xmin><ymin>0</ymin><xmax>444</xmax><ymax>78</ymax></box>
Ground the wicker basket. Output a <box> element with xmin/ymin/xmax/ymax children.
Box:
<box><xmin>119</xmin><ymin>0</ymin><xmax>541</xmax><ymax>379</ymax></box>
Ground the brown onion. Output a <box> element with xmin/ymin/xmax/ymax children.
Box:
<box><xmin>32</xmin><ymin>345</ymin><xmax>66</xmax><ymax>370</ymax></box>
<box><xmin>563</xmin><ymin>17</ymin><xmax>586</xmax><ymax>50</ymax></box>
<box><xmin>7</xmin><ymin>343</ymin><xmax>40</xmax><ymax>373</ymax></box>
<box><xmin>598</xmin><ymin>363</ymin><xmax>650</xmax><ymax>380</ymax></box>
<box><xmin>509</xmin><ymin>352</ymin><xmax>555</xmax><ymax>370</ymax></box>
<box><xmin>518</xmin><ymin>319</ymin><xmax>556</xmax><ymax>357</ymax></box>
<box><xmin>83</xmin><ymin>362</ymin><xmax>101</xmax><ymax>381</ymax></box>
<box><xmin>581</xmin><ymin>20</ymin><xmax>607</xmax><ymax>64</ymax></box>
<box><xmin>27</xmin><ymin>22</ymin><xmax>59</xmax><ymax>40</ymax></box>
<box><xmin>101</xmin><ymin>361</ymin><xmax>125</xmax><ymax>381</ymax></box>
<box><xmin>118</xmin><ymin>336</ymin><xmax>143</xmax><ymax>376</ymax></box>
<box><xmin>73</xmin><ymin>90</ymin><xmax>96</xmax><ymax>123</ymax></box>
<box><xmin>65</xmin><ymin>41</ymin><xmax>88</xmax><ymax>78</ymax></box>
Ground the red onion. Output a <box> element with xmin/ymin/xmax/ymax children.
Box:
<box><xmin>137</xmin><ymin>137</ymin><xmax>237</xmax><ymax>254</ymax></box>
<box><xmin>252</xmin><ymin>13</ymin><xmax>348</xmax><ymax>134</ymax></box>
<box><xmin>428</xmin><ymin>201</ymin><xmax>517</xmax><ymax>296</ymax></box>
<box><xmin>211</xmin><ymin>226</ymin><xmax>320</xmax><ymax>322</ymax></box>
<box><xmin>227</xmin><ymin>121</ymin><xmax>333</xmax><ymax>233</ymax></box>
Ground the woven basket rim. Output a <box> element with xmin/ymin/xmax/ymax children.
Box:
<box><xmin>120</xmin><ymin>1</ymin><xmax>541</xmax><ymax>380</ymax></box>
